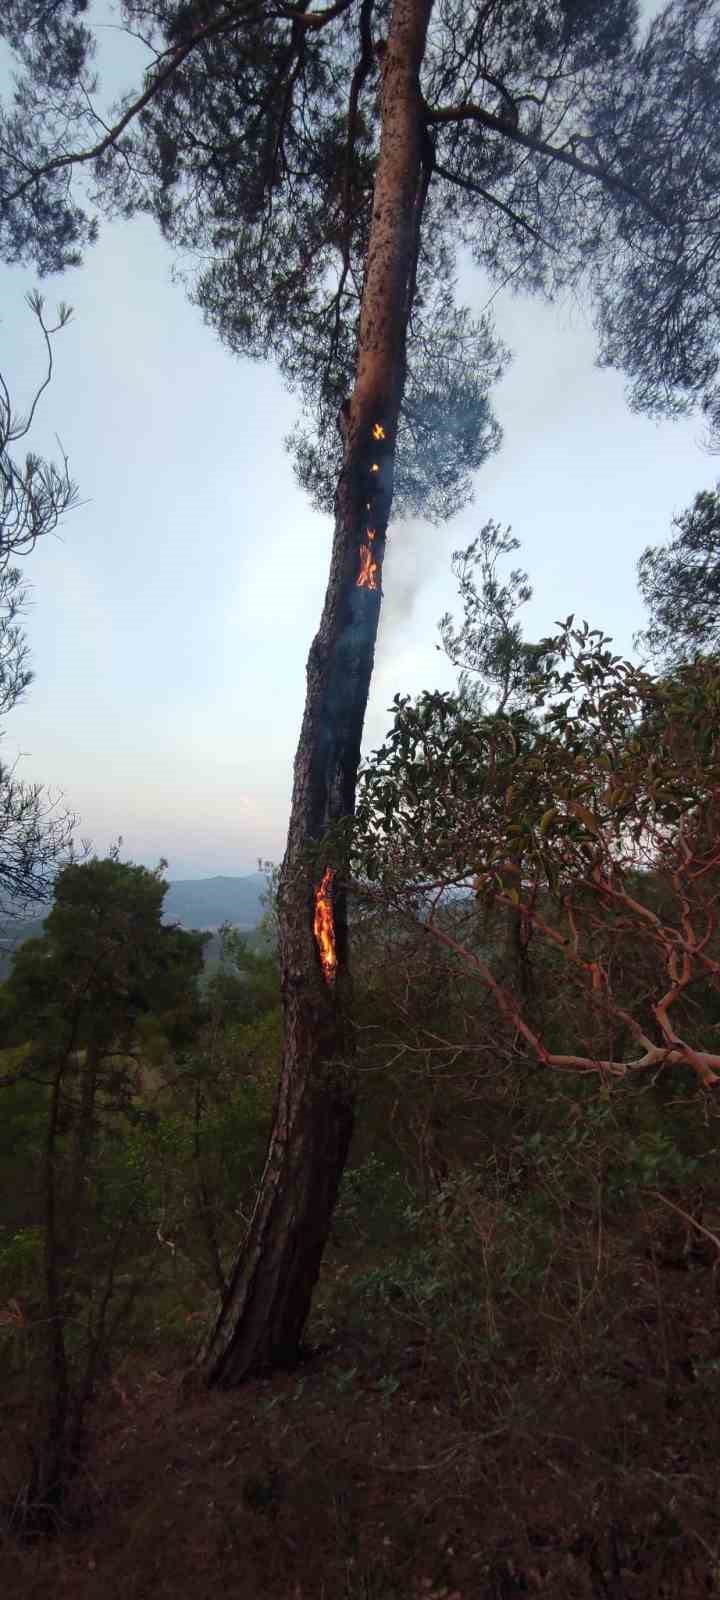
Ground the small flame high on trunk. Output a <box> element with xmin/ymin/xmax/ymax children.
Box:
<box><xmin>357</xmin><ymin>528</ymin><xmax>379</xmax><ymax>589</ymax></box>
<box><xmin>355</xmin><ymin>421</ymin><xmax>387</xmax><ymax>591</ymax></box>
<box><xmin>314</xmin><ymin>866</ymin><xmax>337</xmax><ymax>983</ymax></box>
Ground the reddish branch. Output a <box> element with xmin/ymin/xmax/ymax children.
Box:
<box><xmin>377</xmin><ymin>809</ymin><xmax>720</xmax><ymax>1087</ymax></box>
<box><xmin>423</xmin><ymin>907</ymin><xmax>720</xmax><ymax>1086</ymax></box>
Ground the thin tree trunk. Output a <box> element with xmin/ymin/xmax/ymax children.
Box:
<box><xmin>193</xmin><ymin>1086</ymin><xmax>227</xmax><ymax>1297</ymax></box>
<box><xmin>199</xmin><ymin>0</ymin><xmax>434</xmax><ymax>1387</ymax></box>
<box><xmin>68</xmin><ymin>1043</ymin><xmax>99</xmax><ymax>1247</ymax></box>
<box><xmin>17</xmin><ymin>1019</ymin><xmax>89</xmax><ymax>1531</ymax></box>
<box><xmin>23</xmin><ymin>1058</ymin><xmax>71</xmax><ymax>1531</ymax></box>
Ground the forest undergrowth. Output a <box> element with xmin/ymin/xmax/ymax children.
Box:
<box><xmin>2</xmin><ymin>943</ymin><xmax>720</xmax><ymax>1598</ymax></box>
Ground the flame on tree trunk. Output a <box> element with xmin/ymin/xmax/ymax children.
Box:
<box><xmin>198</xmin><ymin>0</ymin><xmax>434</xmax><ymax>1387</ymax></box>
<box><xmin>314</xmin><ymin>866</ymin><xmax>338</xmax><ymax>983</ymax></box>
<box><xmin>357</xmin><ymin>529</ymin><xmax>379</xmax><ymax>590</ymax></box>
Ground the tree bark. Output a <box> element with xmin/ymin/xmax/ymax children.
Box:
<box><xmin>199</xmin><ymin>0</ymin><xmax>434</xmax><ymax>1386</ymax></box>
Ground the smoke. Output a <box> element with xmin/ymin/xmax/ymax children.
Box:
<box><xmin>376</xmin><ymin>516</ymin><xmax>446</xmax><ymax>647</ymax></box>
<box><xmin>364</xmin><ymin>515</ymin><xmax>452</xmax><ymax>753</ymax></box>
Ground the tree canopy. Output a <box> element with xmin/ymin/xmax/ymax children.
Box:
<box><xmin>3</xmin><ymin>0</ymin><xmax>720</xmax><ymax>503</ymax></box>
<box><xmin>437</xmin><ymin>520</ymin><xmax>551</xmax><ymax>714</ymax></box>
<box><xmin>3</xmin><ymin>853</ymin><xmax>207</xmax><ymax>1058</ymax></box>
<box><xmin>636</xmin><ymin>481</ymin><xmax>720</xmax><ymax>668</ymax></box>
<box><xmin>354</xmin><ymin>620</ymin><xmax>720</xmax><ymax>1082</ymax></box>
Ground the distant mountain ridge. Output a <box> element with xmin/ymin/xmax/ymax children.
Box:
<box><xmin>0</xmin><ymin>872</ymin><xmax>269</xmax><ymax>979</ymax></box>
<box><xmin>161</xmin><ymin>873</ymin><xmax>268</xmax><ymax>931</ymax></box>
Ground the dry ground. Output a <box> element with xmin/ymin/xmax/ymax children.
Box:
<box><xmin>2</xmin><ymin>1229</ymin><xmax>720</xmax><ymax>1600</ymax></box>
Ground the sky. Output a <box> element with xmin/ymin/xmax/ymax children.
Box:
<box><xmin>0</xmin><ymin>8</ymin><xmax>717</xmax><ymax>882</ymax></box>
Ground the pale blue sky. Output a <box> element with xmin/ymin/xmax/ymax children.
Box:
<box><xmin>1</xmin><ymin>13</ymin><xmax>716</xmax><ymax>881</ymax></box>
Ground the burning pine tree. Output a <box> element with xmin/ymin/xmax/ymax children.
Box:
<box><xmin>2</xmin><ymin>0</ymin><xmax>719</xmax><ymax>1386</ymax></box>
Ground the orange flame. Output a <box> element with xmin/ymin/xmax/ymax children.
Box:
<box><xmin>372</xmin><ymin>422</ymin><xmax>386</xmax><ymax>441</ymax></box>
<box><xmin>314</xmin><ymin>867</ymin><xmax>337</xmax><ymax>983</ymax></box>
<box><xmin>357</xmin><ymin>528</ymin><xmax>379</xmax><ymax>590</ymax></box>
<box><xmin>370</xmin><ymin>463</ymin><xmax>380</xmax><ymax>474</ymax></box>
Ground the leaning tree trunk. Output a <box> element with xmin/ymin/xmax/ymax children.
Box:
<box><xmin>199</xmin><ymin>0</ymin><xmax>434</xmax><ymax>1387</ymax></box>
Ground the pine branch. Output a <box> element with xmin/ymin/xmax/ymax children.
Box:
<box><xmin>0</xmin><ymin>0</ymin><xmax>352</xmax><ymax>208</ymax></box>
<box><xmin>433</xmin><ymin>159</ymin><xmax>554</xmax><ymax>248</ymax></box>
<box><xmin>425</xmin><ymin>98</ymin><xmax>670</xmax><ymax>227</ymax></box>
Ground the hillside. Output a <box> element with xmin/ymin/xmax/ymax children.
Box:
<box><xmin>160</xmin><ymin>872</ymin><xmax>268</xmax><ymax>931</ymax></box>
<box><xmin>0</xmin><ymin>873</ymin><xmax>269</xmax><ymax>979</ymax></box>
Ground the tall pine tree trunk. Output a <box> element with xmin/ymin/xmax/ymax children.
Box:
<box><xmin>199</xmin><ymin>0</ymin><xmax>434</xmax><ymax>1387</ymax></box>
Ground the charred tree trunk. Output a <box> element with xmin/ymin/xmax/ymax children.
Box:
<box><xmin>199</xmin><ymin>0</ymin><xmax>434</xmax><ymax>1387</ymax></box>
